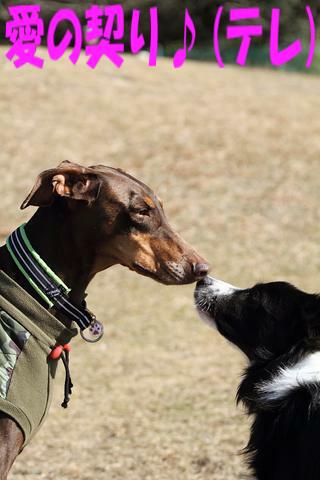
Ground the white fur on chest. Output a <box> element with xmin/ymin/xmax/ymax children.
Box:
<box><xmin>258</xmin><ymin>351</ymin><xmax>320</xmax><ymax>401</ymax></box>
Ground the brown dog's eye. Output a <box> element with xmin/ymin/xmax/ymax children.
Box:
<box><xmin>130</xmin><ymin>203</ymin><xmax>151</xmax><ymax>216</ymax></box>
<box><xmin>135</xmin><ymin>208</ymin><xmax>150</xmax><ymax>216</ymax></box>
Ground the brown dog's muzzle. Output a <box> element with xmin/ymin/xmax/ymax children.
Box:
<box><xmin>126</xmin><ymin>227</ymin><xmax>210</xmax><ymax>286</ymax></box>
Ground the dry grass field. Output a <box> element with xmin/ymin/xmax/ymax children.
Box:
<box><xmin>0</xmin><ymin>48</ymin><xmax>320</xmax><ymax>479</ymax></box>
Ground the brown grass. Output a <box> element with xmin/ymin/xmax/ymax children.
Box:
<box><xmin>0</xmin><ymin>49</ymin><xmax>320</xmax><ymax>479</ymax></box>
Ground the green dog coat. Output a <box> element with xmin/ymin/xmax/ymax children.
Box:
<box><xmin>0</xmin><ymin>270</ymin><xmax>77</xmax><ymax>447</ymax></box>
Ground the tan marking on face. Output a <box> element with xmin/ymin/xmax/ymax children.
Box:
<box><xmin>129</xmin><ymin>232</ymin><xmax>158</xmax><ymax>271</ymax></box>
<box><xmin>92</xmin><ymin>217</ymin><xmax>209</xmax><ymax>285</ymax></box>
<box><xmin>97</xmin><ymin>230</ymin><xmax>181</xmax><ymax>274</ymax></box>
<box><xmin>93</xmin><ymin>231</ymin><xmax>157</xmax><ymax>273</ymax></box>
<box><xmin>144</xmin><ymin>196</ymin><xmax>155</xmax><ymax>208</ymax></box>
<box><xmin>126</xmin><ymin>231</ymin><xmax>188</xmax><ymax>274</ymax></box>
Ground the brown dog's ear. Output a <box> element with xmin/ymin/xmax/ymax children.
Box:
<box><xmin>21</xmin><ymin>161</ymin><xmax>102</xmax><ymax>209</ymax></box>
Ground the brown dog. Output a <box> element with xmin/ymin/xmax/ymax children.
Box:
<box><xmin>0</xmin><ymin>161</ymin><xmax>209</xmax><ymax>478</ymax></box>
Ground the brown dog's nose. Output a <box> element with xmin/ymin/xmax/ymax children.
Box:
<box><xmin>192</xmin><ymin>263</ymin><xmax>210</xmax><ymax>279</ymax></box>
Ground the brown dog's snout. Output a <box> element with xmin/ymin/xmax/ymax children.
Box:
<box><xmin>156</xmin><ymin>229</ymin><xmax>210</xmax><ymax>284</ymax></box>
<box><xmin>158</xmin><ymin>229</ymin><xmax>210</xmax><ymax>284</ymax></box>
<box><xmin>192</xmin><ymin>262</ymin><xmax>210</xmax><ymax>279</ymax></box>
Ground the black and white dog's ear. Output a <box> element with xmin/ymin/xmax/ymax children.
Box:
<box><xmin>303</xmin><ymin>294</ymin><xmax>320</xmax><ymax>337</ymax></box>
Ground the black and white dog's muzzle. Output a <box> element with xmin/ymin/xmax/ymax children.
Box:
<box><xmin>194</xmin><ymin>276</ymin><xmax>240</xmax><ymax>327</ymax></box>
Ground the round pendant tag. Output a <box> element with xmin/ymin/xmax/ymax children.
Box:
<box><xmin>80</xmin><ymin>320</ymin><xmax>104</xmax><ymax>343</ymax></box>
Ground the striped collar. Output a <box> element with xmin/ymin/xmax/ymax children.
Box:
<box><xmin>5</xmin><ymin>224</ymin><xmax>103</xmax><ymax>342</ymax></box>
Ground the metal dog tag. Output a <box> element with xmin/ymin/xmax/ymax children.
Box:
<box><xmin>80</xmin><ymin>320</ymin><xmax>104</xmax><ymax>343</ymax></box>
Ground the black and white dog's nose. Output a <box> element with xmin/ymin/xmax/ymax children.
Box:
<box><xmin>196</xmin><ymin>275</ymin><xmax>214</xmax><ymax>288</ymax></box>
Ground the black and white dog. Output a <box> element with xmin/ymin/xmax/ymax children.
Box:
<box><xmin>194</xmin><ymin>276</ymin><xmax>320</xmax><ymax>480</ymax></box>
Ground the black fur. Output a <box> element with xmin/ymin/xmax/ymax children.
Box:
<box><xmin>195</xmin><ymin>279</ymin><xmax>320</xmax><ymax>480</ymax></box>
